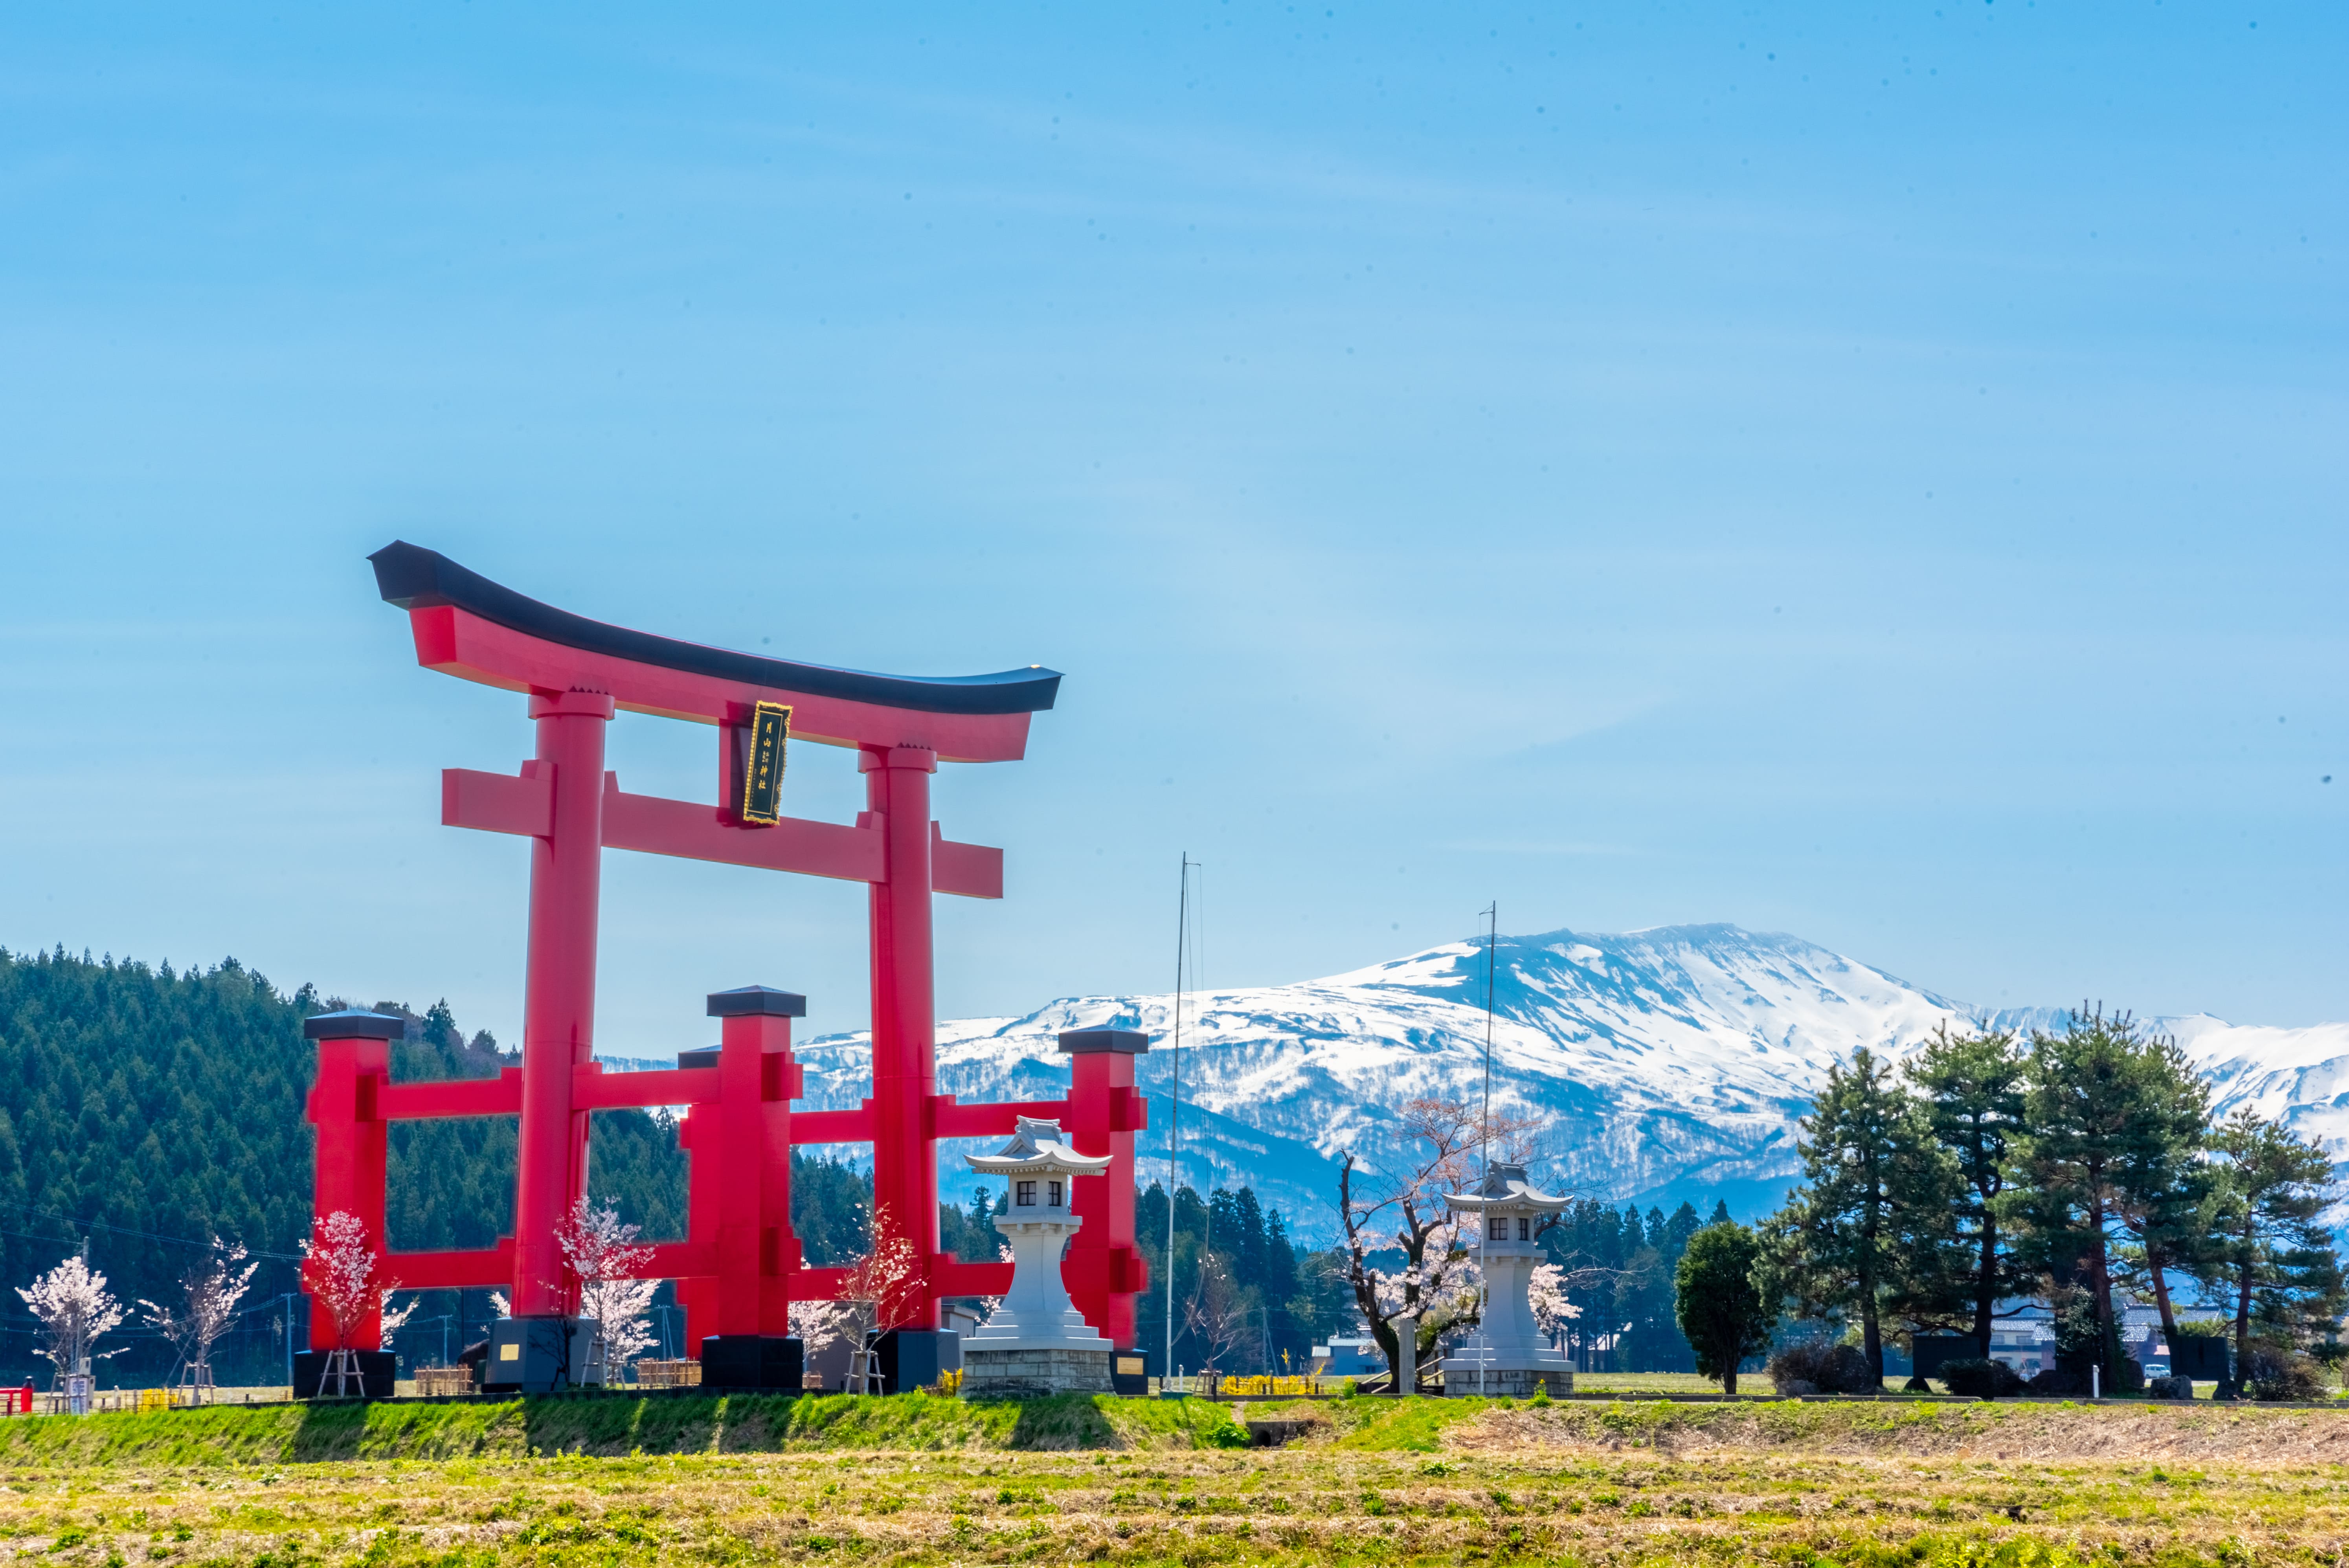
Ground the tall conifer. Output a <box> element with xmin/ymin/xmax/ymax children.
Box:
<box><xmin>2109</xmin><ymin>1032</ymin><xmax>2215</xmax><ymax>1350</ymax></box>
<box><xmin>2004</xmin><ymin>1008</ymin><xmax>2190</xmax><ymax>1387</ymax></box>
<box><xmin>2208</xmin><ymin>1110</ymin><xmax>2346</xmax><ymax>1375</ymax></box>
<box><xmin>1765</xmin><ymin>1047</ymin><xmax>1962</xmax><ymax>1380</ymax></box>
<box><xmin>1905</xmin><ymin>1024</ymin><xmax>2027</xmax><ymax>1357</ymax></box>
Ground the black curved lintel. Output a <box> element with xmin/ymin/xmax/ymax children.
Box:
<box><xmin>371</xmin><ymin>541</ymin><xmax>1060</xmax><ymax>716</ymax></box>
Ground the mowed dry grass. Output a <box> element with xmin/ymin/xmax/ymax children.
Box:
<box><xmin>1461</xmin><ymin>1397</ymin><xmax>2349</xmax><ymax>1467</ymax></box>
<box><xmin>5</xmin><ymin>1396</ymin><xmax>2349</xmax><ymax>1565</ymax></box>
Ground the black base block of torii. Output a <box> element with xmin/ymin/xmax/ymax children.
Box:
<box><xmin>700</xmin><ymin>1335</ymin><xmax>805</xmax><ymax>1390</ymax></box>
<box><xmin>877</xmin><ymin>1329</ymin><xmax>961</xmax><ymax>1394</ymax></box>
<box><xmin>295</xmin><ymin>1349</ymin><xmax>396</xmax><ymax>1400</ymax></box>
<box><xmin>482</xmin><ymin>1316</ymin><xmax>596</xmax><ymax>1393</ymax></box>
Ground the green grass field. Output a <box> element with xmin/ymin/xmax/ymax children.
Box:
<box><xmin>7</xmin><ymin>1392</ymin><xmax>2349</xmax><ymax>1563</ymax></box>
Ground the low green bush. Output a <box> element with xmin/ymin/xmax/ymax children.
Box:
<box><xmin>1767</xmin><ymin>1340</ymin><xmax>1878</xmax><ymax>1395</ymax></box>
<box><xmin>2245</xmin><ymin>1347</ymin><xmax>2330</xmax><ymax>1403</ymax></box>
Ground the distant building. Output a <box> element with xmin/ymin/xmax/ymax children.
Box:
<box><xmin>1980</xmin><ymin>1296</ymin><xmax>2225</xmax><ymax>1377</ymax></box>
<box><xmin>1313</xmin><ymin>1336</ymin><xmax>1383</xmax><ymax>1377</ymax></box>
<box><xmin>1985</xmin><ymin>1305</ymin><xmax>2054</xmax><ymax>1376</ymax></box>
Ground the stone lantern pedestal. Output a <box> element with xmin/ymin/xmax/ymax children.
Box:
<box><xmin>960</xmin><ymin>1118</ymin><xmax>1115</xmax><ymax>1397</ymax></box>
<box><xmin>1440</xmin><ymin>1164</ymin><xmax>1576</xmax><ymax>1397</ymax></box>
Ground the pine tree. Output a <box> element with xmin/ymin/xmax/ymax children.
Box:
<box><xmin>1905</xmin><ymin>1024</ymin><xmax>2027</xmax><ymax>1356</ymax></box>
<box><xmin>937</xmin><ymin>1182</ymin><xmax>1005</xmax><ymax>1263</ymax></box>
<box><xmin>2208</xmin><ymin>1110</ymin><xmax>2346</xmax><ymax>1377</ymax></box>
<box><xmin>1261</xmin><ymin>1208</ymin><xmax>1301</xmax><ymax>1315</ymax></box>
<box><xmin>1613</xmin><ymin>1202</ymin><xmax>1703</xmax><ymax>1371</ymax></box>
<box><xmin>2004</xmin><ymin>1008</ymin><xmax>2198</xmax><ymax>1388</ymax></box>
<box><xmin>789</xmin><ymin>1154</ymin><xmax>875</xmax><ymax>1265</ymax></box>
<box><xmin>2108</xmin><ymin>1032</ymin><xmax>2216</xmax><ymax>1351</ymax></box>
<box><xmin>1766</xmin><ymin>1047</ymin><xmax>1963</xmax><ymax>1380</ymax></box>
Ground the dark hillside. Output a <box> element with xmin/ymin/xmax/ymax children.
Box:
<box><xmin>0</xmin><ymin>948</ymin><xmax>317</xmax><ymax>1386</ymax></box>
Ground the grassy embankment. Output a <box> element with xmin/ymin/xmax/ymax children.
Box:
<box><xmin>0</xmin><ymin>1392</ymin><xmax>1247</xmax><ymax>1467</ymax></box>
<box><xmin>9</xmin><ymin>1393</ymin><xmax>2349</xmax><ymax>1563</ymax></box>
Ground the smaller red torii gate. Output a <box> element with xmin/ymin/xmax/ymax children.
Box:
<box><xmin>302</xmin><ymin>543</ymin><xmax>1148</xmax><ymax>1383</ymax></box>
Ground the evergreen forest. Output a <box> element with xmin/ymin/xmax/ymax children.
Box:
<box><xmin>0</xmin><ymin>946</ymin><xmax>695</xmax><ymax>1386</ymax></box>
<box><xmin>1541</xmin><ymin>1196</ymin><xmax>1728</xmax><ymax>1373</ymax></box>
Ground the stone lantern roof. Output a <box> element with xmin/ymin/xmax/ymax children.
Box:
<box><xmin>966</xmin><ymin>1117</ymin><xmax>1112</xmax><ymax>1181</ymax></box>
<box><xmin>1443</xmin><ymin>1163</ymin><xmax>1570</xmax><ymax>1217</ymax></box>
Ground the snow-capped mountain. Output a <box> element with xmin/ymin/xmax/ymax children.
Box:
<box><xmin>764</xmin><ymin>924</ymin><xmax>2349</xmax><ymax>1241</ymax></box>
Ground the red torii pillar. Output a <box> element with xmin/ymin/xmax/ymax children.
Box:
<box><xmin>673</xmin><ymin>986</ymin><xmax>802</xmax><ymax>1365</ymax></box>
<box><xmin>1055</xmin><ymin>1029</ymin><xmax>1152</xmax><ymax>1350</ymax></box>
<box><xmin>302</xmin><ymin>1007</ymin><xmax>403</xmax><ymax>1351</ymax></box>
<box><xmin>514</xmin><ymin>689</ymin><xmax>613</xmax><ymax>1317</ymax></box>
<box><xmin>865</xmin><ymin>743</ymin><xmax>943</xmax><ymax>1300</ymax></box>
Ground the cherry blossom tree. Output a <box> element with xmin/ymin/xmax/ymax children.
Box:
<box><xmin>138</xmin><ymin>1241</ymin><xmax>258</xmax><ymax>1403</ymax></box>
<box><xmin>554</xmin><ymin>1197</ymin><xmax>655</xmax><ymax>1307</ymax></box>
<box><xmin>1528</xmin><ymin>1263</ymin><xmax>1579</xmax><ymax>1347</ymax></box>
<box><xmin>580</xmin><ymin>1277</ymin><xmax>659</xmax><ymax>1369</ymax></box>
<box><xmin>1182</xmin><ymin>1251</ymin><xmax>1260</xmax><ymax>1377</ymax></box>
<box><xmin>555</xmin><ymin>1196</ymin><xmax>657</xmax><ymax>1379</ymax></box>
<box><xmin>834</xmin><ymin>1203</ymin><xmax>920</xmax><ymax>1391</ymax></box>
<box><xmin>788</xmin><ymin>1299</ymin><xmax>844</xmax><ymax>1353</ymax></box>
<box><xmin>302</xmin><ymin>1210</ymin><xmax>393</xmax><ymax>1394</ymax></box>
<box><xmin>788</xmin><ymin>1299</ymin><xmax>847</xmax><ymax>1380</ymax></box>
<box><xmin>1337</xmin><ymin>1096</ymin><xmax>1544</xmax><ymax>1386</ymax></box>
<box><xmin>379</xmin><ymin>1291</ymin><xmax>419</xmax><ymax>1337</ymax></box>
<box><xmin>19</xmin><ymin>1254</ymin><xmax>125</xmax><ymax>1389</ymax></box>
<box><xmin>1369</xmin><ymin>1218</ymin><xmax>1482</xmax><ymax>1333</ymax></box>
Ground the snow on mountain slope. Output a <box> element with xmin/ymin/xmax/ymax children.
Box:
<box><xmin>768</xmin><ymin>924</ymin><xmax>2349</xmax><ymax>1241</ymax></box>
<box><xmin>2169</xmin><ymin>1017</ymin><xmax>2349</xmax><ymax>1150</ymax></box>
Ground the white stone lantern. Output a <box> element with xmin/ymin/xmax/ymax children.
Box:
<box><xmin>1440</xmin><ymin>1163</ymin><xmax>1575</xmax><ymax>1397</ymax></box>
<box><xmin>959</xmin><ymin>1117</ymin><xmax>1115</xmax><ymax>1395</ymax></box>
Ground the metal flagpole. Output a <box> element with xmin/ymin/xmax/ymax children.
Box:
<box><xmin>1479</xmin><ymin>903</ymin><xmax>1497</xmax><ymax>1395</ymax></box>
<box><xmin>1164</xmin><ymin>853</ymin><xmax>1190</xmax><ymax>1396</ymax></box>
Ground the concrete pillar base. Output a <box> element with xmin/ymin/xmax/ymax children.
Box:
<box><xmin>1437</xmin><ymin>1366</ymin><xmax>1574</xmax><ymax>1398</ymax></box>
<box><xmin>961</xmin><ymin>1347</ymin><xmax>1114</xmax><ymax>1397</ymax></box>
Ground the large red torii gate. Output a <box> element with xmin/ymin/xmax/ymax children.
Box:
<box><xmin>303</xmin><ymin>542</ymin><xmax>1148</xmax><ymax>1385</ymax></box>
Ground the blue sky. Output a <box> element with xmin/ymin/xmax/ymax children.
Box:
<box><xmin>1</xmin><ymin>2</ymin><xmax>2342</xmax><ymax>1054</ymax></box>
